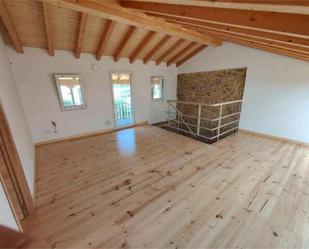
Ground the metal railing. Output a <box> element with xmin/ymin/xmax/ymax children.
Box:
<box><xmin>115</xmin><ymin>102</ymin><xmax>132</xmax><ymax>120</ymax></box>
<box><xmin>166</xmin><ymin>99</ymin><xmax>243</xmax><ymax>143</ymax></box>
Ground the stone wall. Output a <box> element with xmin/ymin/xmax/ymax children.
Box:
<box><xmin>176</xmin><ymin>67</ymin><xmax>247</xmax><ymax>142</ymax></box>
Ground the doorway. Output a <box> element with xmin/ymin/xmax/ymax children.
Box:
<box><xmin>110</xmin><ymin>72</ymin><xmax>134</xmax><ymax>127</ymax></box>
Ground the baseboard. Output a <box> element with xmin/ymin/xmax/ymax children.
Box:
<box><xmin>151</xmin><ymin>121</ymin><xmax>168</xmax><ymax>126</ymax></box>
<box><xmin>35</xmin><ymin>121</ymin><xmax>149</xmax><ymax>147</ymax></box>
<box><xmin>239</xmin><ymin>129</ymin><xmax>309</xmax><ymax>147</ymax></box>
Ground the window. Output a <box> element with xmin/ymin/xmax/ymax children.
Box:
<box><xmin>54</xmin><ymin>74</ymin><xmax>86</xmax><ymax>111</ymax></box>
<box><xmin>151</xmin><ymin>76</ymin><xmax>164</xmax><ymax>101</ymax></box>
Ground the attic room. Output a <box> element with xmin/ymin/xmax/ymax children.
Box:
<box><xmin>0</xmin><ymin>0</ymin><xmax>309</xmax><ymax>248</ymax></box>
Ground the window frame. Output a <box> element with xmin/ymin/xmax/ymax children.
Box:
<box><xmin>54</xmin><ymin>74</ymin><xmax>87</xmax><ymax>111</ymax></box>
<box><xmin>151</xmin><ymin>76</ymin><xmax>164</xmax><ymax>102</ymax></box>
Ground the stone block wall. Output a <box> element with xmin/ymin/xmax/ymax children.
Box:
<box><xmin>176</xmin><ymin>67</ymin><xmax>247</xmax><ymax>142</ymax></box>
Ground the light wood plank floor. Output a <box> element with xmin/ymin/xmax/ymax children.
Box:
<box><xmin>23</xmin><ymin>125</ymin><xmax>309</xmax><ymax>249</ymax></box>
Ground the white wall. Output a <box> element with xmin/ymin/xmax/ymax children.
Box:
<box><xmin>179</xmin><ymin>42</ymin><xmax>309</xmax><ymax>143</ymax></box>
<box><xmin>0</xmin><ymin>182</ymin><xmax>19</xmax><ymax>230</ymax></box>
<box><xmin>0</xmin><ymin>37</ymin><xmax>35</xmax><ymax>196</ymax></box>
<box><xmin>7</xmin><ymin>47</ymin><xmax>177</xmax><ymax>143</ymax></box>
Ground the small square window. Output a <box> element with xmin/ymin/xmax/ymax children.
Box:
<box><xmin>54</xmin><ymin>74</ymin><xmax>86</xmax><ymax>111</ymax></box>
<box><xmin>151</xmin><ymin>76</ymin><xmax>164</xmax><ymax>101</ymax></box>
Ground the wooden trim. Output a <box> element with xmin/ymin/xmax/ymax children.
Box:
<box><xmin>166</xmin><ymin>42</ymin><xmax>196</xmax><ymax>66</ymax></box>
<box><xmin>151</xmin><ymin>121</ymin><xmax>168</xmax><ymax>126</ymax></box>
<box><xmin>0</xmin><ymin>1</ymin><xmax>23</xmax><ymax>53</ymax></box>
<box><xmin>114</xmin><ymin>25</ymin><xmax>136</xmax><ymax>62</ymax></box>
<box><xmin>42</xmin><ymin>0</ymin><xmax>221</xmax><ymax>46</ymax></box>
<box><xmin>122</xmin><ymin>1</ymin><xmax>309</xmax><ymax>37</ymax></box>
<box><xmin>0</xmin><ymin>103</ymin><xmax>34</xmax><ymax>217</ymax></box>
<box><xmin>239</xmin><ymin>129</ymin><xmax>309</xmax><ymax>147</ymax></box>
<box><xmin>35</xmin><ymin>121</ymin><xmax>149</xmax><ymax>147</ymax></box>
<box><xmin>42</xmin><ymin>2</ymin><xmax>54</xmax><ymax>56</ymax></box>
<box><xmin>96</xmin><ymin>20</ymin><xmax>116</xmax><ymax>60</ymax></box>
<box><xmin>156</xmin><ymin>38</ymin><xmax>185</xmax><ymax>65</ymax></box>
<box><xmin>122</xmin><ymin>0</ymin><xmax>309</xmax><ymax>15</ymax></box>
<box><xmin>143</xmin><ymin>35</ymin><xmax>171</xmax><ymax>64</ymax></box>
<box><xmin>176</xmin><ymin>45</ymin><xmax>207</xmax><ymax>67</ymax></box>
<box><xmin>75</xmin><ymin>12</ymin><xmax>88</xmax><ymax>59</ymax></box>
<box><xmin>130</xmin><ymin>30</ymin><xmax>156</xmax><ymax>63</ymax></box>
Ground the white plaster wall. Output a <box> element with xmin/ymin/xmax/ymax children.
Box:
<box><xmin>0</xmin><ymin>182</ymin><xmax>19</xmax><ymax>230</ymax></box>
<box><xmin>0</xmin><ymin>37</ymin><xmax>35</xmax><ymax>196</ymax></box>
<box><xmin>7</xmin><ymin>47</ymin><xmax>177</xmax><ymax>143</ymax></box>
<box><xmin>179</xmin><ymin>42</ymin><xmax>309</xmax><ymax>143</ymax></box>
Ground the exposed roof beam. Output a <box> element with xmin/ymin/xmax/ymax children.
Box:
<box><xmin>42</xmin><ymin>2</ymin><xmax>54</xmax><ymax>56</ymax></box>
<box><xmin>176</xmin><ymin>45</ymin><xmax>207</xmax><ymax>67</ymax></box>
<box><xmin>42</xmin><ymin>0</ymin><xmax>221</xmax><ymax>46</ymax></box>
<box><xmin>0</xmin><ymin>1</ymin><xmax>23</xmax><ymax>53</ymax></box>
<box><xmin>166</xmin><ymin>42</ymin><xmax>196</xmax><ymax>66</ymax></box>
<box><xmin>151</xmin><ymin>13</ymin><xmax>309</xmax><ymax>49</ymax></box>
<box><xmin>130</xmin><ymin>30</ymin><xmax>156</xmax><ymax>63</ymax></box>
<box><xmin>217</xmin><ymin>34</ymin><xmax>309</xmax><ymax>61</ymax></box>
<box><xmin>114</xmin><ymin>25</ymin><xmax>137</xmax><ymax>62</ymax></box>
<box><xmin>96</xmin><ymin>20</ymin><xmax>116</xmax><ymax>60</ymax></box>
<box><xmin>156</xmin><ymin>39</ymin><xmax>185</xmax><ymax>65</ymax></box>
<box><xmin>182</xmin><ymin>24</ymin><xmax>309</xmax><ymax>54</ymax></box>
<box><xmin>75</xmin><ymin>12</ymin><xmax>88</xmax><ymax>59</ymax></box>
<box><xmin>121</xmin><ymin>0</ymin><xmax>309</xmax><ymax>15</ymax></box>
<box><xmin>143</xmin><ymin>35</ymin><xmax>171</xmax><ymax>64</ymax></box>
<box><xmin>121</xmin><ymin>1</ymin><xmax>309</xmax><ymax>37</ymax></box>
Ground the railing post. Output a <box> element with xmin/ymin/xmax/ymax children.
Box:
<box><xmin>177</xmin><ymin>104</ymin><xmax>180</xmax><ymax>134</ymax></box>
<box><xmin>197</xmin><ymin>104</ymin><xmax>201</xmax><ymax>136</ymax></box>
<box><xmin>217</xmin><ymin>105</ymin><xmax>223</xmax><ymax>141</ymax></box>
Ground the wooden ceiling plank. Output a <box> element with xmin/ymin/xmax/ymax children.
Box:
<box><xmin>130</xmin><ymin>30</ymin><xmax>156</xmax><ymax>63</ymax></box>
<box><xmin>75</xmin><ymin>12</ymin><xmax>88</xmax><ymax>59</ymax></box>
<box><xmin>121</xmin><ymin>0</ymin><xmax>309</xmax><ymax>15</ymax></box>
<box><xmin>96</xmin><ymin>20</ymin><xmax>116</xmax><ymax>60</ymax></box>
<box><xmin>114</xmin><ymin>25</ymin><xmax>137</xmax><ymax>62</ymax></box>
<box><xmin>176</xmin><ymin>45</ymin><xmax>207</xmax><ymax>67</ymax></box>
<box><xmin>121</xmin><ymin>1</ymin><xmax>309</xmax><ymax>37</ymax></box>
<box><xmin>42</xmin><ymin>2</ymin><xmax>54</xmax><ymax>56</ymax></box>
<box><xmin>143</xmin><ymin>34</ymin><xmax>171</xmax><ymax>64</ymax></box>
<box><xmin>166</xmin><ymin>42</ymin><xmax>196</xmax><ymax>66</ymax></box>
<box><xmin>149</xmin><ymin>13</ymin><xmax>309</xmax><ymax>48</ymax></box>
<box><xmin>156</xmin><ymin>38</ymin><xmax>185</xmax><ymax>65</ymax></box>
<box><xmin>0</xmin><ymin>1</ymin><xmax>23</xmax><ymax>53</ymax></box>
<box><xmin>42</xmin><ymin>0</ymin><xmax>221</xmax><ymax>46</ymax></box>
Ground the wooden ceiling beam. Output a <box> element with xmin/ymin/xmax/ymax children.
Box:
<box><xmin>42</xmin><ymin>0</ymin><xmax>221</xmax><ymax>46</ymax></box>
<box><xmin>0</xmin><ymin>1</ymin><xmax>23</xmax><ymax>53</ymax></box>
<box><xmin>42</xmin><ymin>2</ymin><xmax>54</xmax><ymax>56</ymax></box>
<box><xmin>130</xmin><ymin>30</ymin><xmax>156</xmax><ymax>63</ymax></box>
<box><xmin>96</xmin><ymin>20</ymin><xmax>116</xmax><ymax>60</ymax></box>
<box><xmin>149</xmin><ymin>13</ymin><xmax>309</xmax><ymax>48</ymax></box>
<box><xmin>75</xmin><ymin>12</ymin><xmax>88</xmax><ymax>59</ymax></box>
<box><xmin>121</xmin><ymin>1</ymin><xmax>309</xmax><ymax>37</ymax></box>
<box><xmin>183</xmin><ymin>25</ymin><xmax>309</xmax><ymax>54</ymax></box>
<box><xmin>143</xmin><ymin>34</ymin><xmax>171</xmax><ymax>64</ymax></box>
<box><xmin>156</xmin><ymin>39</ymin><xmax>185</xmax><ymax>65</ymax></box>
<box><xmin>166</xmin><ymin>42</ymin><xmax>196</xmax><ymax>66</ymax></box>
<box><xmin>114</xmin><ymin>25</ymin><xmax>137</xmax><ymax>62</ymax></box>
<box><xmin>217</xmin><ymin>34</ymin><xmax>309</xmax><ymax>61</ymax></box>
<box><xmin>121</xmin><ymin>0</ymin><xmax>309</xmax><ymax>15</ymax></box>
<box><xmin>176</xmin><ymin>45</ymin><xmax>207</xmax><ymax>67</ymax></box>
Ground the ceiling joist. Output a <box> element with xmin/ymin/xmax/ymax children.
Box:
<box><xmin>130</xmin><ymin>30</ymin><xmax>156</xmax><ymax>63</ymax></box>
<box><xmin>121</xmin><ymin>1</ymin><xmax>309</xmax><ymax>38</ymax></box>
<box><xmin>156</xmin><ymin>39</ymin><xmax>185</xmax><ymax>65</ymax></box>
<box><xmin>143</xmin><ymin>34</ymin><xmax>171</xmax><ymax>64</ymax></box>
<box><xmin>114</xmin><ymin>25</ymin><xmax>137</xmax><ymax>62</ymax></box>
<box><xmin>42</xmin><ymin>2</ymin><xmax>54</xmax><ymax>56</ymax></box>
<box><xmin>176</xmin><ymin>45</ymin><xmax>207</xmax><ymax>67</ymax></box>
<box><xmin>0</xmin><ymin>1</ymin><xmax>23</xmax><ymax>53</ymax></box>
<box><xmin>166</xmin><ymin>42</ymin><xmax>196</xmax><ymax>66</ymax></box>
<box><xmin>41</xmin><ymin>0</ymin><xmax>221</xmax><ymax>46</ymax></box>
<box><xmin>96</xmin><ymin>20</ymin><xmax>116</xmax><ymax>60</ymax></box>
<box><xmin>75</xmin><ymin>12</ymin><xmax>88</xmax><ymax>59</ymax></box>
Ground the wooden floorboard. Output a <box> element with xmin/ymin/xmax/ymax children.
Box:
<box><xmin>22</xmin><ymin>125</ymin><xmax>309</xmax><ymax>249</ymax></box>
